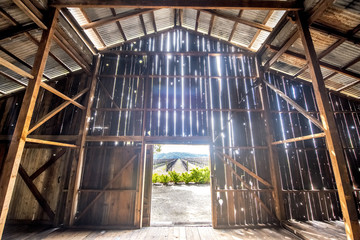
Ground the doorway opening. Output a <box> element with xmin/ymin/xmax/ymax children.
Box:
<box><xmin>150</xmin><ymin>144</ymin><xmax>212</xmax><ymax>226</ymax></box>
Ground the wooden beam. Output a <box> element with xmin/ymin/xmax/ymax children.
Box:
<box><xmin>296</xmin><ymin>11</ymin><xmax>360</xmax><ymax>240</ymax></box>
<box><xmin>0</xmin><ymin>56</ymin><xmax>34</xmax><ymax>79</ymax></box>
<box><xmin>110</xmin><ymin>8</ymin><xmax>127</xmax><ymax>42</ymax></box>
<box><xmin>228</xmin><ymin>10</ymin><xmax>243</xmax><ymax>42</ymax></box>
<box><xmin>201</xmin><ymin>10</ymin><xmax>273</xmax><ymax>32</ymax></box>
<box><xmin>0</xmin><ymin>23</ymin><xmax>38</xmax><ymax>40</ymax></box>
<box><xmin>139</xmin><ymin>14</ymin><xmax>147</xmax><ymax>35</ymax></box>
<box><xmin>264</xmin><ymin>80</ymin><xmax>324</xmax><ymax>130</ymax></box>
<box><xmin>26</xmin><ymin>137</ymin><xmax>78</xmax><ymax>148</ymax></box>
<box><xmin>86</xmin><ymin>136</ymin><xmax>142</xmax><ymax>142</ymax></box>
<box><xmin>80</xmin><ymin>9</ymin><xmax>106</xmax><ymax>47</ymax></box>
<box><xmin>29</xmin><ymin>148</ymin><xmax>67</xmax><ymax>180</ymax></box>
<box><xmin>311</xmin><ymin>23</ymin><xmax>360</xmax><ymax>46</ymax></box>
<box><xmin>50</xmin><ymin>0</ymin><xmax>302</xmax><ymax>10</ymax></box>
<box><xmin>151</xmin><ymin>11</ymin><xmax>157</xmax><ymax>32</ymax></box>
<box><xmin>248</xmin><ymin>10</ymin><xmax>273</xmax><ymax>49</ymax></box>
<box><xmin>208</xmin><ymin>15</ymin><xmax>215</xmax><ymax>35</ymax></box>
<box><xmin>219</xmin><ymin>152</ymin><xmax>272</xmax><ymax>188</ymax></box>
<box><xmin>68</xmin><ymin>55</ymin><xmax>101</xmax><ymax>226</ymax></box>
<box><xmin>258</xmin><ymin>73</ymin><xmax>286</xmax><ymax>221</ymax></box>
<box><xmin>13</xmin><ymin>0</ymin><xmax>47</xmax><ymax>29</ymax></box>
<box><xmin>0</xmin><ymin>9</ymin><xmax>59</xmax><ymax>237</ymax></box>
<box><xmin>18</xmin><ymin>165</ymin><xmax>55</xmax><ymax>220</ymax></box>
<box><xmin>60</xmin><ymin>8</ymin><xmax>97</xmax><ymax>54</ymax></box>
<box><xmin>272</xmin><ymin>132</ymin><xmax>326</xmax><ymax>145</ymax></box>
<box><xmin>28</xmin><ymin>87</ymin><xmax>89</xmax><ymax>135</ymax></box>
<box><xmin>40</xmin><ymin>82</ymin><xmax>85</xmax><ymax>109</ymax></box>
<box><xmin>194</xmin><ymin>10</ymin><xmax>200</xmax><ymax>32</ymax></box>
<box><xmin>82</xmin><ymin>9</ymin><xmax>156</xmax><ymax>29</ymax></box>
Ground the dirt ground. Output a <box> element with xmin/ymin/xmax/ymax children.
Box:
<box><xmin>150</xmin><ymin>184</ymin><xmax>212</xmax><ymax>226</ymax></box>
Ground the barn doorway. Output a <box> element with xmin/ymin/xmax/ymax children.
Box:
<box><xmin>148</xmin><ymin>144</ymin><xmax>212</xmax><ymax>226</ymax></box>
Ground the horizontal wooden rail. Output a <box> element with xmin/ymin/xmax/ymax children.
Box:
<box><xmin>0</xmin><ymin>56</ymin><xmax>34</xmax><ymax>79</ymax></box>
<box><xmin>272</xmin><ymin>132</ymin><xmax>326</xmax><ymax>145</ymax></box>
<box><xmin>26</xmin><ymin>137</ymin><xmax>79</xmax><ymax>148</ymax></box>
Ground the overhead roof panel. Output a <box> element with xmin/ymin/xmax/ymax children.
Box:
<box><xmin>154</xmin><ymin>9</ymin><xmax>174</xmax><ymax>32</ymax></box>
<box><xmin>120</xmin><ymin>15</ymin><xmax>144</xmax><ymax>40</ymax></box>
<box><xmin>231</xmin><ymin>23</ymin><xmax>258</xmax><ymax>47</ymax></box>
<box><xmin>322</xmin><ymin>41</ymin><xmax>360</xmax><ymax>68</ymax></box>
<box><xmin>197</xmin><ymin>11</ymin><xmax>211</xmax><ymax>35</ymax></box>
<box><xmin>211</xmin><ymin>16</ymin><xmax>234</xmax><ymax>41</ymax></box>
<box><xmin>183</xmin><ymin>9</ymin><xmax>197</xmax><ymax>30</ymax></box>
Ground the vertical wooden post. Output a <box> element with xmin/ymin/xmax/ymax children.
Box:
<box><xmin>257</xmin><ymin>60</ymin><xmax>286</xmax><ymax>221</ymax></box>
<box><xmin>68</xmin><ymin>55</ymin><xmax>101</xmax><ymax>226</ymax></box>
<box><xmin>0</xmin><ymin>8</ymin><xmax>59</xmax><ymax>237</ymax></box>
<box><xmin>295</xmin><ymin>11</ymin><xmax>360</xmax><ymax>240</ymax></box>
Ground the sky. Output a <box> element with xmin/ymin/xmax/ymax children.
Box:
<box><xmin>159</xmin><ymin>144</ymin><xmax>209</xmax><ymax>155</ymax></box>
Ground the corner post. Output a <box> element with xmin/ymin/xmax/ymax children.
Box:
<box><xmin>295</xmin><ymin>11</ymin><xmax>360</xmax><ymax>240</ymax></box>
<box><xmin>0</xmin><ymin>8</ymin><xmax>59</xmax><ymax>237</ymax></box>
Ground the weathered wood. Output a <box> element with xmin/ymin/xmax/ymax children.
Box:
<box><xmin>264</xmin><ymin>80</ymin><xmax>324</xmax><ymax>130</ymax></box>
<box><xmin>86</xmin><ymin>136</ymin><xmax>143</xmax><ymax>142</ymax></box>
<box><xmin>228</xmin><ymin>11</ymin><xmax>243</xmax><ymax>42</ymax></box>
<box><xmin>0</xmin><ymin>9</ymin><xmax>59</xmax><ymax>237</ymax></box>
<box><xmin>0</xmin><ymin>56</ymin><xmax>34</xmax><ymax>79</ymax></box>
<box><xmin>208</xmin><ymin>15</ymin><xmax>215</xmax><ymax>35</ymax></box>
<box><xmin>18</xmin><ymin>165</ymin><xmax>55</xmax><ymax>220</ymax></box>
<box><xmin>272</xmin><ymin>132</ymin><xmax>326</xmax><ymax>145</ymax></box>
<box><xmin>82</xmin><ymin>9</ymin><xmax>156</xmax><ymax>29</ymax></box>
<box><xmin>50</xmin><ymin>0</ymin><xmax>302</xmax><ymax>10</ymax></box>
<box><xmin>258</xmin><ymin>67</ymin><xmax>286</xmax><ymax>221</ymax></box>
<box><xmin>218</xmin><ymin>152</ymin><xmax>272</xmax><ymax>188</ymax></box>
<box><xmin>296</xmin><ymin>11</ymin><xmax>360</xmax><ymax>240</ymax></box>
<box><xmin>0</xmin><ymin>71</ymin><xmax>27</xmax><ymax>87</ymax></box>
<box><xmin>68</xmin><ymin>55</ymin><xmax>101</xmax><ymax>226</ymax></box>
<box><xmin>0</xmin><ymin>23</ymin><xmax>38</xmax><ymax>41</ymax></box>
<box><xmin>75</xmin><ymin>154</ymin><xmax>137</xmax><ymax>222</ymax></box>
<box><xmin>139</xmin><ymin>14</ymin><xmax>147</xmax><ymax>35</ymax></box>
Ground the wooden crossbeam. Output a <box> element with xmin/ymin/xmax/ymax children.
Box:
<box><xmin>75</xmin><ymin>155</ymin><xmax>137</xmax><ymax>221</ymax></box>
<box><xmin>272</xmin><ymin>132</ymin><xmax>326</xmax><ymax>145</ymax></box>
<box><xmin>296</xmin><ymin>11</ymin><xmax>360</xmax><ymax>240</ymax></box>
<box><xmin>86</xmin><ymin>136</ymin><xmax>143</xmax><ymax>142</ymax></box>
<box><xmin>218</xmin><ymin>152</ymin><xmax>272</xmax><ymax>188</ymax></box>
<box><xmin>82</xmin><ymin>9</ymin><xmax>156</xmax><ymax>29</ymax></box>
<box><xmin>228</xmin><ymin>10</ymin><xmax>243</xmax><ymax>42</ymax></box>
<box><xmin>0</xmin><ymin>9</ymin><xmax>59</xmax><ymax>237</ymax></box>
<box><xmin>13</xmin><ymin>0</ymin><xmax>47</xmax><ymax>29</ymax></box>
<box><xmin>27</xmin><ymin>87</ymin><xmax>89</xmax><ymax>135</ymax></box>
<box><xmin>97</xmin><ymin>80</ymin><xmax>121</xmax><ymax>109</ymax></box>
<box><xmin>139</xmin><ymin>14</ymin><xmax>147</xmax><ymax>35</ymax></box>
<box><xmin>40</xmin><ymin>82</ymin><xmax>85</xmax><ymax>109</ymax></box>
<box><xmin>208</xmin><ymin>15</ymin><xmax>215</xmax><ymax>35</ymax></box>
<box><xmin>311</xmin><ymin>23</ymin><xmax>360</xmax><ymax>46</ymax></box>
<box><xmin>0</xmin><ymin>56</ymin><xmax>34</xmax><ymax>79</ymax></box>
<box><xmin>264</xmin><ymin>80</ymin><xmax>324</xmax><ymax>130</ymax></box>
<box><xmin>151</xmin><ymin>11</ymin><xmax>157</xmax><ymax>32</ymax></box>
<box><xmin>26</xmin><ymin>137</ymin><xmax>78</xmax><ymax>148</ymax></box>
<box><xmin>201</xmin><ymin>10</ymin><xmax>272</xmax><ymax>32</ymax></box>
<box><xmin>248</xmin><ymin>10</ymin><xmax>273</xmax><ymax>49</ymax></box>
<box><xmin>194</xmin><ymin>10</ymin><xmax>200</xmax><ymax>32</ymax></box>
<box><xmin>29</xmin><ymin>148</ymin><xmax>67</xmax><ymax>180</ymax></box>
<box><xmin>80</xmin><ymin>9</ymin><xmax>106</xmax><ymax>47</ymax></box>
<box><xmin>18</xmin><ymin>165</ymin><xmax>55</xmax><ymax>220</ymax></box>
<box><xmin>50</xmin><ymin>0</ymin><xmax>302</xmax><ymax>10</ymax></box>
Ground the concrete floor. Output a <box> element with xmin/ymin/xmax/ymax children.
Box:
<box><xmin>151</xmin><ymin>184</ymin><xmax>212</xmax><ymax>226</ymax></box>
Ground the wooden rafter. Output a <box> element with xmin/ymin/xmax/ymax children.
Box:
<box><xmin>201</xmin><ymin>10</ymin><xmax>272</xmax><ymax>32</ymax></box>
<box><xmin>208</xmin><ymin>15</ymin><xmax>215</xmax><ymax>35</ymax></box>
<box><xmin>248</xmin><ymin>10</ymin><xmax>273</xmax><ymax>49</ymax></box>
<box><xmin>194</xmin><ymin>10</ymin><xmax>200</xmax><ymax>32</ymax></box>
<box><xmin>0</xmin><ymin>56</ymin><xmax>34</xmax><ymax>79</ymax></box>
<box><xmin>82</xmin><ymin>9</ymin><xmax>156</xmax><ymax>29</ymax></box>
<box><xmin>110</xmin><ymin>8</ymin><xmax>127</xmax><ymax>42</ymax></box>
<box><xmin>0</xmin><ymin>9</ymin><xmax>59</xmax><ymax>237</ymax></box>
<box><xmin>139</xmin><ymin>14</ymin><xmax>147</xmax><ymax>35</ymax></box>
<box><xmin>80</xmin><ymin>9</ymin><xmax>106</xmax><ymax>47</ymax></box>
<box><xmin>13</xmin><ymin>0</ymin><xmax>47</xmax><ymax>29</ymax></box>
<box><xmin>295</xmin><ymin>11</ymin><xmax>360</xmax><ymax>240</ymax></box>
<box><xmin>26</xmin><ymin>137</ymin><xmax>78</xmax><ymax>148</ymax></box>
<box><xmin>228</xmin><ymin>10</ymin><xmax>243</xmax><ymax>42</ymax></box>
<box><xmin>151</xmin><ymin>11</ymin><xmax>157</xmax><ymax>32</ymax></box>
<box><xmin>0</xmin><ymin>23</ymin><xmax>38</xmax><ymax>41</ymax></box>
<box><xmin>50</xmin><ymin>0</ymin><xmax>302</xmax><ymax>10</ymax></box>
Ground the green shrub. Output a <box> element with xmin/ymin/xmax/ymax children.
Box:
<box><xmin>159</xmin><ymin>174</ymin><xmax>171</xmax><ymax>184</ymax></box>
<box><xmin>168</xmin><ymin>171</ymin><xmax>181</xmax><ymax>183</ymax></box>
<box><xmin>181</xmin><ymin>172</ymin><xmax>192</xmax><ymax>184</ymax></box>
<box><xmin>152</xmin><ymin>173</ymin><xmax>160</xmax><ymax>183</ymax></box>
<box><xmin>190</xmin><ymin>168</ymin><xmax>202</xmax><ymax>183</ymax></box>
<box><xmin>199</xmin><ymin>167</ymin><xmax>210</xmax><ymax>184</ymax></box>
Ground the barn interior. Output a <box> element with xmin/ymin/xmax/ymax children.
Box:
<box><xmin>0</xmin><ymin>0</ymin><xmax>360</xmax><ymax>239</ymax></box>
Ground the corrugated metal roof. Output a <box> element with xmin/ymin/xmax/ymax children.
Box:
<box><xmin>120</xmin><ymin>15</ymin><xmax>144</xmax><ymax>40</ymax></box>
<box><xmin>154</xmin><ymin>9</ymin><xmax>174</xmax><ymax>32</ymax></box>
<box><xmin>271</xmin><ymin>21</ymin><xmax>297</xmax><ymax>47</ymax></box>
<box><xmin>231</xmin><ymin>23</ymin><xmax>258</xmax><ymax>47</ymax></box>
<box><xmin>142</xmin><ymin>12</ymin><xmax>155</xmax><ymax>34</ymax></box>
<box><xmin>197</xmin><ymin>11</ymin><xmax>212</xmax><ymax>35</ymax></box>
<box><xmin>212</xmin><ymin>16</ymin><xmax>234</xmax><ymax>41</ymax></box>
<box><xmin>182</xmin><ymin>9</ymin><xmax>197</xmax><ymax>30</ymax></box>
<box><xmin>242</xmin><ymin>10</ymin><xmax>269</xmax><ymax>23</ymax></box>
<box><xmin>321</xmin><ymin>41</ymin><xmax>360</xmax><ymax>68</ymax></box>
<box><xmin>96</xmin><ymin>23</ymin><xmax>124</xmax><ymax>46</ymax></box>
